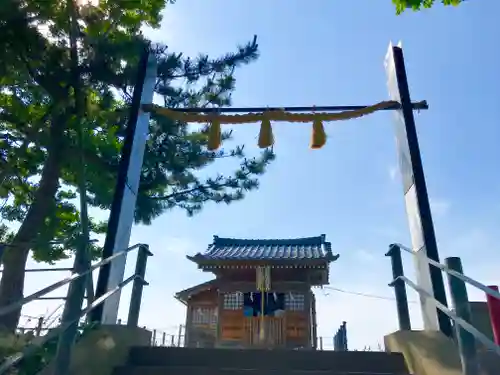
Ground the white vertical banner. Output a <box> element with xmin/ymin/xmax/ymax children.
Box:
<box><xmin>101</xmin><ymin>55</ymin><xmax>157</xmax><ymax>324</ymax></box>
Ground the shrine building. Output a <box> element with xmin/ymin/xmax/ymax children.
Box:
<box><xmin>175</xmin><ymin>234</ymin><xmax>339</xmax><ymax>349</ymax></box>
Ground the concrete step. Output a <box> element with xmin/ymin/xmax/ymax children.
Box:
<box><xmin>113</xmin><ymin>366</ymin><xmax>410</xmax><ymax>375</ymax></box>
<box><xmin>126</xmin><ymin>347</ymin><xmax>408</xmax><ymax>374</ymax></box>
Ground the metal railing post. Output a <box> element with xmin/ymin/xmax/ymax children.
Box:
<box><xmin>53</xmin><ymin>237</ymin><xmax>90</xmax><ymax>375</ymax></box>
<box><xmin>35</xmin><ymin>316</ymin><xmax>44</xmax><ymax>337</ymax></box>
<box><xmin>445</xmin><ymin>257</ymin><xmax>480</xmax><ymax>375</ymax></box>
<box><xmin>334</xmin><ymin>321</ymin><xmax>347</xmax><ymax>351</ymax></box>
<box><xmin>386</xmin><ymin>244</ymin><xmax>412</xmax><ymax>330</ymax></box>
<box><xmin>341</xmin><ymin>321</ymin><xmax>347</xmax><ymax>351</ymax></box>
<box><xmin>127</xmin><ymin>244</ymin><xmax>152</xmax><ymax>327</ymax></box>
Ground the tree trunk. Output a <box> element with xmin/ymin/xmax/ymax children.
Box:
<box><xmin>0</xmin><ymin>117</ymin><xmax>65</xmax><ymax>332</ymax></box>
<box><xmin>0</xmin><ymin>245</ymin><xmax>30</xmax><ymax>332</ymax></box>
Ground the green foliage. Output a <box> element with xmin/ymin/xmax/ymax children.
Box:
<box><xmin>0</xmin><ymin>321</ymin><xmax>99</xmax><ymax>375</ymax></box>
<box><xmin>0</xmin><ymin>0</ymin><xmax>274</xmax><ymax>264</ymax></box>
<box><xmin>14</xmin><ymin>333</ymin><xmax>58</xmax><ymax>375</ymax></box>
<box><xmin>392</xmin><ymin>0</ymin><xmax>463</xmax><ymax>14</ymax></box>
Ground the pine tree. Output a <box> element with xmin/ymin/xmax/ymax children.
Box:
<box><xmin>0</xmin><ymin>0</ymin><xmax>274</xmax><ymax>332</ymax></box>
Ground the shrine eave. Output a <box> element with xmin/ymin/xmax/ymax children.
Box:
<box><xmin>186</xmin><ymin>256</ymin><xmax>338</xmax><ymax>270</ymax></box>
<box><xmin>175</xmin><ymin>279</ymin><xmax>219</xmax><ymax>304</ymax></box>
<box><xmin>186</xmin><ymin>234</ymin><xmax>339</xmax><ymax>268</ymax></box>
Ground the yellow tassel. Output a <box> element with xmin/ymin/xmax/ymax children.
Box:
<box><xmin>207</xmin><ymin>119</ymin><xmax>221</xmax><ymax>151</ymax></box>
<box><xmin>310</xmin><ymin>119</ymin><xmax>326</xmax><ymax>149</ymax></box>
<box><xmin>258</xmin><ymin>118</ymin><xmax>274</xmax><ymax>148</ymax></box>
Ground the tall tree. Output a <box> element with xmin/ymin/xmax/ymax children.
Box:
<box><xmin>0</xmin><ymin>0</ymin><xmax>274</xmax><ymax>332</ymax></box>
<box><xmin>393</xmin><ymin>0</ymin><xmax>463</xmax><ymax>13</ymax></box>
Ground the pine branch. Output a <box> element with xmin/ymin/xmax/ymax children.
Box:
<box><xmin>148</xmin><ymin>171</ymin><xmax>253</xmax><ymax>201</ymax></box>
<box><xmin>147</xmin><ymin>149</ymin><xmax>275</xmax><ymax>202</ymax></box>
<box><xmin>157</xmin><ymin>35</ymin><xmax>258</xmax><ymax>82</ymax></box>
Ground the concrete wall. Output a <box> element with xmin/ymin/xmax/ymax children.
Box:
<box><xmin>384</xmin><ymin>301</ymin><xmax>500</xmax><ymax>375</ymax></box>
<box><xmin>384</xmin><ymin>330</ymin><xmax>499</xmax><ymax>375</ymax></box>
<box><xmin>40</xmin><ymin>325</ymin><xmax>151</xmax><ymax>375</ymax></box>
<box><xmin>385</xmin><ymin>330</ymin><xmax>465</xmax><ymax>375</ymax></box>
<box><xmin>384</xmin><ymin>331</ymin><xmax>482</xmax><ymax>375</ymax></box>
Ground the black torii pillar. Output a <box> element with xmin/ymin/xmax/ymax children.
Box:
<box><xmin>385</xmin><ymin>42</ymin><xmax>452</xmax><ymax>337</ymax></box>
<box><xmin>91</xmin><ymin>46</ymin><xmax>155</xmax><ymax>324</ymax></box>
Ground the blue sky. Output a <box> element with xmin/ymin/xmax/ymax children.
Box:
<box><xmin>21</xmin><ymin>1</ymin><xmax>500</xmax><ymax>349</ymax></box>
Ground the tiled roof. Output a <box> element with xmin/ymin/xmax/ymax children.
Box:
<box><xmin>189</xmin><ymin>234</ymin><xmax>338</xmax><ymax>262</ymax></box>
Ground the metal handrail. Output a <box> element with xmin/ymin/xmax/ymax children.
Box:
<box><xmin>387</xmin><ymin>243</ymin><xmax>500</xmax><ymax>375</ymax></box>
<box><xmin>0</xmin><ymin>274</ymin><xmax>138</xmax><ymax>374</ymax></box>
<box><xmin>0</xmin><ymin>243</ymin><xmax>152</xmax><ymax>375</ymax></box>
<box><xmin>0</xmin><ymin>268</ymin><xmax>75</xmax><ymax>273</ymax></box>
<box><xmin>399</xmin><ymin>275</ymin><xmax>500</xmax><ymax>356</ymax></box>
<box><xmin>0</xmin><ymin>243</ymin><xmax>143</xmax><ymax>318</ymax></box>
<box><xmin>393</xmin><ymin>243</ymin><xmax>500</xmax><ymax>302</ymax></box>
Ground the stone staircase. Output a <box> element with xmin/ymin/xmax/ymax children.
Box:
<box><xmin>112</xmin><ymin>347</ymin><xmax>411</xmax><ymax>375</ymax></box>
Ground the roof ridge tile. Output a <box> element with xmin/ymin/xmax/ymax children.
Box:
<box><xmin>191</xmin><ymin>235</ymin><xmax>338</xmax><ymax>262</ymax></box>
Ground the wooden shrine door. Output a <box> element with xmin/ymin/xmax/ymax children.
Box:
<box><xmin>243</xmin><ymin>316</ymin><xmax>286</xmax><ymax>348</ymax></box>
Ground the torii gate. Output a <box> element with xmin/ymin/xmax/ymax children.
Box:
<box><xmin>90</xmin><ymin>42</ymin><xmax>453</xmax><ymax>338</ymax></box>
